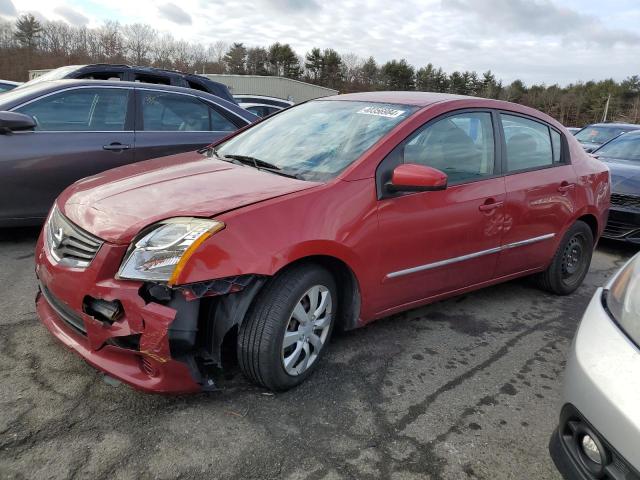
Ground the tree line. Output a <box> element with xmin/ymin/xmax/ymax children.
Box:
<box><xmin>1</xmin><ymin>14</ymin><xmax>639</xmax><ymax>127</ymax></box>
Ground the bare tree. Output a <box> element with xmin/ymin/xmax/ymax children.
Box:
<box><xmin>152</xmin><ymin>32</ymin><xmax>175</xmax><ymax>69</ymax></box>
<box><xmin>190</xmin><ymin>42</ymin><xmax>208</xmax><ymax>73</ymax></box>
<box><xmin>172</xmin><ymin>39</ymin><xmax>192</xmax><ymax>72</ymax></box>
<box><xmin>97</xmin><ymin>21</ymin><xmax>124</xmax><ymax>62</ymax></box>
<box><xmin>209</xmin><ymin>40</ymin><xmax>227</xmax><ymax>65</ymax></box>
<box><xmin>341</xmin><ymin>52</ymin><xmax>363</xmax><ymax>84</ymax></box>
<box><xmin>0</xmin><ymin>19</ymin><xmax>15</xmax><ymax>49</ymax></box>
<box><xmin>123</xmin><ymin>23</ymin><xmax>156</xmax><ymax>65</ymax></box>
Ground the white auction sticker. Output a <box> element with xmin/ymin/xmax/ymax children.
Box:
<box><xmin>356</xmin><ymin>106</ymin><xmax>405</xmax><ymax>118</ymax></box>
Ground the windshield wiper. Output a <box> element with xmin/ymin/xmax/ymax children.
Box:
<box><xmin>222</xmin><ymin>154</ymin><xmax>282</xmax><ymax>170</ymax></box>
<box><xmin>220</xmin><ymin>154</ymin><xmax>304</xmax><ymax>180</ymax></box>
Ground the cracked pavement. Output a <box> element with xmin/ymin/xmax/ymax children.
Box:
<box><xmin>0</xmin><ymin>227</ymin><xmax>637</xmax><ymax>479</ymax></box>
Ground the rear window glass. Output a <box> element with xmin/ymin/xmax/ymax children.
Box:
<box><xmin>502</xmin><ymin>115</ymin><xmax>553</xmax><ymax>171</ymax></box>
<box><xmin>140</xmin><ymin>91</ymin><xmax>236</xmax><ymax>132</ymax></box>
<box><xmin>551</xmin><ymin>129</ymin><xmax>562</xmax><ymax>163</ymax></box>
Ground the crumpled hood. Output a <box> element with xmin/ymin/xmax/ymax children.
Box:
<box><xmin>58</xmin><ymin>151</ymin><xmax>319</xmax><ymax>244</ymax></box>
<box><xmin>601</xmin><ymin>158</ymin><xmax>640</xmax><ymax>196</ymax></box>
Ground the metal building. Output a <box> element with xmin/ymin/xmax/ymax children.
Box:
<box><xmin>203</xmin><ymin>74</ymin><xmax>338</xmax><ymax>103</ymax></box>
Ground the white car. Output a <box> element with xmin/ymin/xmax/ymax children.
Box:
<box><xmin>551</xmin><ymin>252</ymin><xmax>640</xmax><ymax>479</ymax></box>
<box><xmin>234</xmin><ymin>95</ymin><xmax>293</xmax><ymax>117</ymax></box>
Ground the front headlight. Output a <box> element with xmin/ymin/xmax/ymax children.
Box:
<box><xmin>117</xmin><ymin>218</ymin><xmax>225</xmax><ymax>285</ymax></box>
<box><xmin>606</xmin><ymin>253</ymin><xmax>640</xmax><ymax>345</ymax></box>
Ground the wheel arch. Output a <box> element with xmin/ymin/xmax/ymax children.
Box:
<box><xmin>576</xmin><ymin>213</ymin><xmax>599</xmax><ymax>242</ymax></box>
<box><xmin>272</xmin><ymin>254</ymin><xmax>363</xmax><ymax>332</ymax></box>
<box><xmin>202</xmin><ymin>252</ymin><xmax>364</xmax><ymax>368</ymax></box>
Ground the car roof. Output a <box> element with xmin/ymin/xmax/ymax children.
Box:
<box><xmin>11</xmin><ymin>78</ymin><xmax>216</xmax><ymax>96</ymax></box>
<box><xmin>319</xmin><ymin>91</ymin><xmax>564</xmax><ymax>128</ymax></box>
<box><xmin>322</xmin><ymin>91</ymin><xmax>472</xmax><ymax>107</ymax></box>
<box><xmin>0</xmin><ymin>79</ymin><xmax>256</xmax><ymax>122</ymax></box>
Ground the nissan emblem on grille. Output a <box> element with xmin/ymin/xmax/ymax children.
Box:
<box><xmin>46</xmin><ymin>207</ymin><xmax>103</xmax><ymax>268</ymax></box>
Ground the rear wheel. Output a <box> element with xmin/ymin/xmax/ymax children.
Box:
<box><xmin>237</xmin><ymin>264</ymin><xmax>336</xmax><ymax>391</ymax></box>
<box><xmin>536</xmin><ymin>221</ymin><xmax>594</xmax><ymax>295</ymax></box>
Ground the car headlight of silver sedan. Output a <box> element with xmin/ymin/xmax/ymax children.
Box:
<box><xmin>117</xmin><ymin>218</ymin><xmax>225</xmax><ymax>285</ymax></box>
<box><xmin>606</xmin><ymin>253</ymin><xmax>640</xmax><ymax>345</ymax></box>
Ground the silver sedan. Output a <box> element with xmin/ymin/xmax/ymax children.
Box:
<box><xmin>551</xmin><ymin>252</ymin><xmax>640</xmax><ymax>479</ymax></box>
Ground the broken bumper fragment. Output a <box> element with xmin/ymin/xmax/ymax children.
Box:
<box><xmin>35</xmin><ymin>235</ymin><xmax>202</xmax><ymax>394</ymax></box>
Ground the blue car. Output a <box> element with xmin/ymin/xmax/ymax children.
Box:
<box><xmin>593</xmin><ymin>130</ymin><xmax>640</xmax><ymax>243</ymax></box>
<box><xmin>575</xmin><ymin>123</ymin><xmax>640</xmax><ymax>153</ymax></box>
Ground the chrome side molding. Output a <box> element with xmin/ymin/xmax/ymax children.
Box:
<box><xmin>386</xmin><ymin>233</ymin><xmax>556</xmax><ymax>279</ymax></box>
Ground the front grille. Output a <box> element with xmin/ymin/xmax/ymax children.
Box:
<box><xmin>46</xmin><ymin>207</ymin><xmax>103</xmax><ymax>268</ymax></box>
<box><xmin>40</xmin><ymin>284</ymin><xmax>87</xmax><ymax>335</ymax></box>
<box><xmin>603</xmin><ymin>219</ymin><xmax>640</xmax><ymax>238</ymax></box>
<box><xmin>610</xmin><ymin>193</ymin><xmax>640</xmax><ymax>211</ymax></box>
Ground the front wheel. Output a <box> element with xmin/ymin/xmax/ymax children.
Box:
<box><xmin>536</xmin><ymin>220</ymin><xmax>594</xmax><ymax>295</ymax></box>
<box><xmin>237</xmin><ymin>264</ymin><xmax>337</xmax><ymax>391</ymax></box>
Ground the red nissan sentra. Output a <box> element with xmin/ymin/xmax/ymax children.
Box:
<box><xmin>34</xmin><ymin>92</ymin><xmax>610</xmax><ymax>393</ymax></box>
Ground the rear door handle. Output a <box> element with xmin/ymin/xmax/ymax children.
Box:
<box><xmin>558</xmin><ymin>182</ymin><xmax>575</xmax><ymax>193</ymax></box>
<box><xmin>103</xmin><ymin>143</ymin><xmax>130</xmax><ymax>151</ymax></box>
<box><xmin>479</xmin><ymin>200</ymin><xmax>504</xmax><ymax>212</ymax></box>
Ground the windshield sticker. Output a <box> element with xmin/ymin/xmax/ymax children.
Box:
<box><xmin>357</xmin><ymin>106</ymin><xmax>406</xmax><ymax>118</ymax></box>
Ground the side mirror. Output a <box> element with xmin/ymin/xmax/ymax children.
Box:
<box><xmin>0</xmin><ymin>111</ymin><xmax>36</xmax><ymax>134</ymax></box>
<box><xmin>386</xmin><ymin>163</ymin><xmax>448</xmax><ymax>193</ymax></box>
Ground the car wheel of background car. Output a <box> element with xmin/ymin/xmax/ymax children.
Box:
<box><xmin>536</xmin><ymin>220</ymin><xmax>594</xmax><ymax>295</ymax></box>
<box><xmin>237</xmin><ymin>264</ymin><xmax>337</xmax><ymax>391</ymax></box>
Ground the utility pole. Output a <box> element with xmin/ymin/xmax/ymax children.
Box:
<box><xmin>602</xmin><ymin>93</ymin><xmax>611</xmax><ymax>123</ymax></box>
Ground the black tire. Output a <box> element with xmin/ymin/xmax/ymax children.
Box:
<box><xmin>536</xmin><ymin>221</ymin><xmax>594</xmax><ymax>295</ymax></box>
<box><xmin>237</xmin><ymin>264</ymin><xmax>337</xmax><ymax>391</ymax></box>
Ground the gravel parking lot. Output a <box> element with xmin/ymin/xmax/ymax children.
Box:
<box><xmin>0</xmin><ymin>227</ymin><xmax>637</xmax><ymax>480</ymax></box>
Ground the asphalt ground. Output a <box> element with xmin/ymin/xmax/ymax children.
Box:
<box><xmin>0</xmin><ymin>227</ymin><xmax>637</xmax><ymax>480</ymax></box>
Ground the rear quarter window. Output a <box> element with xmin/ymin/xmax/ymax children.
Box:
<box><xmin>501</xmin><ymin>114</ymin><xmax>558</xmax><ymax>172</ymax></box>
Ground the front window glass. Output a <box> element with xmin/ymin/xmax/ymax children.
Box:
<box><xmin>402</xmin><ymin>112</ymin><xmax>495</xmax><ymax>183</ymax></box>
<box><xmin>16</xmin><ymin>88</ymin><xmax>129</xmax><ymax>131</ymax></box>
<box><xmin>216</xmin><ymin>100</ymin><xmax>416</xmax><ymax>181</ymax></box>
<box><xmin>575</xmin><ymin>126</ymin><xmax>632</xmax><ymax>144</ymax></box>
<box><xmin>595</xmin><ymin>134</ymin><xmax>640</xmax><ymax>161</ymax></box>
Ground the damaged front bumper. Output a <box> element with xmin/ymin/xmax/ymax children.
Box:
<box><xmin>34</xmin><ymin>231</ymin><xmax>262</xmax><ymax>394</ymax></box>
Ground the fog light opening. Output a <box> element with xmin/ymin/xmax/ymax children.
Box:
<box><xmin>581</xmin><ymin>434</ymin><xmax>602</xmax><ymax>465</ymax></box>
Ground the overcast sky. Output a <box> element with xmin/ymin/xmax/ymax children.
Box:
<box><xmin>2</xmin><ymin>0</ymin><xmax>640</xmax><ymax>86</ymax></box>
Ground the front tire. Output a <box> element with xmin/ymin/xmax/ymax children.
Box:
<box><xmin>237</xmin><ymin>264</ymin><xmax>337</xmax><ymax>391</ymax></box>
<box><xmin>536</xmin><ymin>221</ymin><xmax>594</xmax><ymax>295</ymax></box>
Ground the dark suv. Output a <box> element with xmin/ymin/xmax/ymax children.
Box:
<box><xmin>21</xmin><ymin>64</ymin><xmax>236</xmax><ymax>103</ymax></box>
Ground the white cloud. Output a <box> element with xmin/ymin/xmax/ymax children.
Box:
<box><xmin>157</xmin><ymin>2</ymin><xmax>192</xmax><ymax>25</ymax></box>
<box><xmin>53</xmin><ymin>5</ymin><xmax>89</xmax><ymax>25</ymax></box>
<box><xmin>6</xmin><ymin>0</ymin><xmax>640</xmax><ymax>85</ymax></box>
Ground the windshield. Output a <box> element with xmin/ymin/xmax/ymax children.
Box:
<box><xmin>575</xmin><ymin>126</ymin><xmax>636</xmax><ymax>144</ymax></box>
<box><xmin>596</xmin><ymin>133</ymin><xmax>640</xmax><ymax>161</ymax></box>
<box><xmin>18</xmin><ymin>65</ymin><xmax>82</xmax><ymax>88</ymax></box>
<box><xmin>215</xmin><ymin>100</ymin><xmax>417</xmax><ymax>181</ymax></box>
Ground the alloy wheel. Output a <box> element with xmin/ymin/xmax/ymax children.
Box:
<box><xmin>282</xmin><ymin>285</ymin><xmax>333</xmax><ymax>376</ymax></box>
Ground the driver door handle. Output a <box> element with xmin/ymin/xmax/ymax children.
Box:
<box><xmin>103</xmin><ymin>143</ymin><xmax>130</xmax><ymax>151</ymax></box>
<box><xmin>558</xmin><ymin>181</ymin><xmax>575</xmax><ymax>193</ymax></box>
<box><xmin>479</xmin><ymin>199</ymin><xmax>504</xmax><ymax>212</ymax></box>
